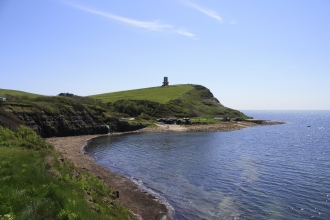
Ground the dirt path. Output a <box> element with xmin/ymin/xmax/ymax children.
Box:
<box><xmin>46</xmin><ymin>135</ymin><xmax>172</xmax><ymax>220</ymax></box>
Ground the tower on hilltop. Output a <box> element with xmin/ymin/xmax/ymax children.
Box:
<box><xmin>162</xmin><ymin>77</ymin><xmax>169</xmax><ymax>86</ymax></box>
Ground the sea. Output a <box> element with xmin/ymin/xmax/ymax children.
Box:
<box><xmin>85</xmin><ymin>111</ymin><xmax>330</xmax><ymax>220</ymax></box>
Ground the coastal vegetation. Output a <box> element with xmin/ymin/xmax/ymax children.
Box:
<box><xmin>0</xmin><ymin>125</ymin><xmax>135</xmax><ymax>220</ymax></box>
<box><xmin>93</xmin><ymin>84</ymin><xmax>247</xmax><ymax>119</ymax></box>
<box><xmin>1</xmin><ymin>84</ymin><xmax>248</xmax><ymax>136</ymax></box>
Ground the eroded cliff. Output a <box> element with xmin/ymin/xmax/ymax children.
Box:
<box><xmin>10</xmin><ymin>110</ymin><xmax>108</xmax><ymax>137</ymax></box>
<box><xmin>1</xmin><ymin>98</ymin><xmax>108</xmax><ymax>138</ymax></box>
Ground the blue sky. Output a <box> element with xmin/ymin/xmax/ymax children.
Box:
<box><xmin>1</xmin><ymin>0</ymin><xmax>329</xmax><ymax>110</ymax></box>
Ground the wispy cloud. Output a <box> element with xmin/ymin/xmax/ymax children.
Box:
<box><xmin>183</xmin><ymin>1</ymin><xmax>222</xmax><ymax>22</ymax></box>
<box><xmin>176</xmin><ymin>29</ymin><xmax>196</xmax><ymax>38</ymax></box>
<box><xmin>66</xmin><ymin>3</ymin><xmax>172</xmax><ymax>31</ymax></box>
<box><xmin>65</xmin><ymin>2</ymin><xmax>196</xmax><ymax>38</ymax></box>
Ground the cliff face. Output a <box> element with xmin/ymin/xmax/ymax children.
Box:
<box><xmin>8</xmin><ymin>109</ymin><xmax>108</xmax><ymax>138</ymax></box>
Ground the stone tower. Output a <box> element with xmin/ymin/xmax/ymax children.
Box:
<box><xmin>162</xmin><ymin>77</ymin><xmax>169</xmax><ymax>86</ymax></box>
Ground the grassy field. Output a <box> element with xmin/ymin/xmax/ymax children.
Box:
<box><xmin>0</xmin><ymin>89</ymin><xmax>42</xmax><ymax>98</ymax></box>
<box><xmin>0</xmin><ymin>126</ymin><xmax>134</xmax><ymax>220</ymax></box>
<box><xmin>89</xmin><ymin>84</ymin><xmax>194</xmax><ymax>104</ymax></box>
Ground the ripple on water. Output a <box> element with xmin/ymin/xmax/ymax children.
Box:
<box><xmin>86</xmin><ymin>111</ymin><xmax>330</xmax><ymax>220</ymax></box>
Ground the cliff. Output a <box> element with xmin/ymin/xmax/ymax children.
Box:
<box><xmin>10</xmin><ymin>110</ymin><xmax>108</xmax><ymax>138</ymax></box>
<box><xmin>0</xmin><ymin>96</ymin><xmax>108</xmax><ymax>138</ymax></box>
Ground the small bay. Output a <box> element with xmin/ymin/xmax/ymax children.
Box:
<box><xmin>85</xmin><ymin>111</ymin><xmax>330</xmax><ymax>219</ymax></box>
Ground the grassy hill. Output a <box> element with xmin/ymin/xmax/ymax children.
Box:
<box><xmin>89</xmin><ymin>84</ymin><xmax>194</xmax><ymax>104</ymax></box>
<box><xmin>1</xmin><ymin>85</ymin><xmax>249</xmax><ymax>133</ymax></box>
<box><xmin>90</xmin><ymin>84</ymin><xmax>247</xmax><ymax>119</ymax></box>
<box><xmin>0</xmin><ymin>89</ymin><xmax>42</xmax><ymax>98</ymax></box>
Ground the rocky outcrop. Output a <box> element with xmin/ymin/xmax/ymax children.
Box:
<box><xmin>7</xmin><ymin>109</ymin><xmax>108</xmax><ymax>138</ymax></box>
<box><xmin>0</xmin><ymin>109</ymin><xmax>24</xmax><ymax>131</ymax></box>
<box><xmin>105</xmin><ymin>117</ymin><xmax>146</xmax><ymax>132</ymax></box>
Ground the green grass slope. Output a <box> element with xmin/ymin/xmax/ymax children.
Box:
<box><xmin>0</xmin><ymin>126</ymin><xmax>134</xmax><ymax>220</ymax></box>
<box><xmin>89</xmin><ymin>84</ymin><xmax>194</xmax><ymax>104</ymax></box>
<box><xmin>0</xmin><ymin>89</ymin><xmax>42</xmax><ymax>98</ymax></box>
<box><xmin>96</xmin><ymin>84</ymin><xmax>248</xmax><ymax>119</ymax></box>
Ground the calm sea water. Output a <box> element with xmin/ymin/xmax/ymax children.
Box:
<box><xmin>85</xmin><ymin>111</ymin><xmax>330</xmax><ymax>220</ymax></box>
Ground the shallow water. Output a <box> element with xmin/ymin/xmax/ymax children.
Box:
<box><xmin>86</xmin><ymin>111</ymin><xmax>330</xmax><ymax>219</ymax></box>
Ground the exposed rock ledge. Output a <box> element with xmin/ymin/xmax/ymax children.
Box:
<box><xmin>11</xmin><ymin>110</ymin><xmax>108</xmax><ymax>137</ymax></box>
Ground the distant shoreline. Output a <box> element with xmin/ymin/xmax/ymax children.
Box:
<box><xmin>128</xmin><ymin>121</ymin><xmax>284</xmax><ymax>133</ymax></box>
<box><xmin>46</xmin><ymin>121</ymin><xmax>284</xmax><ymax>220</ymax></box>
